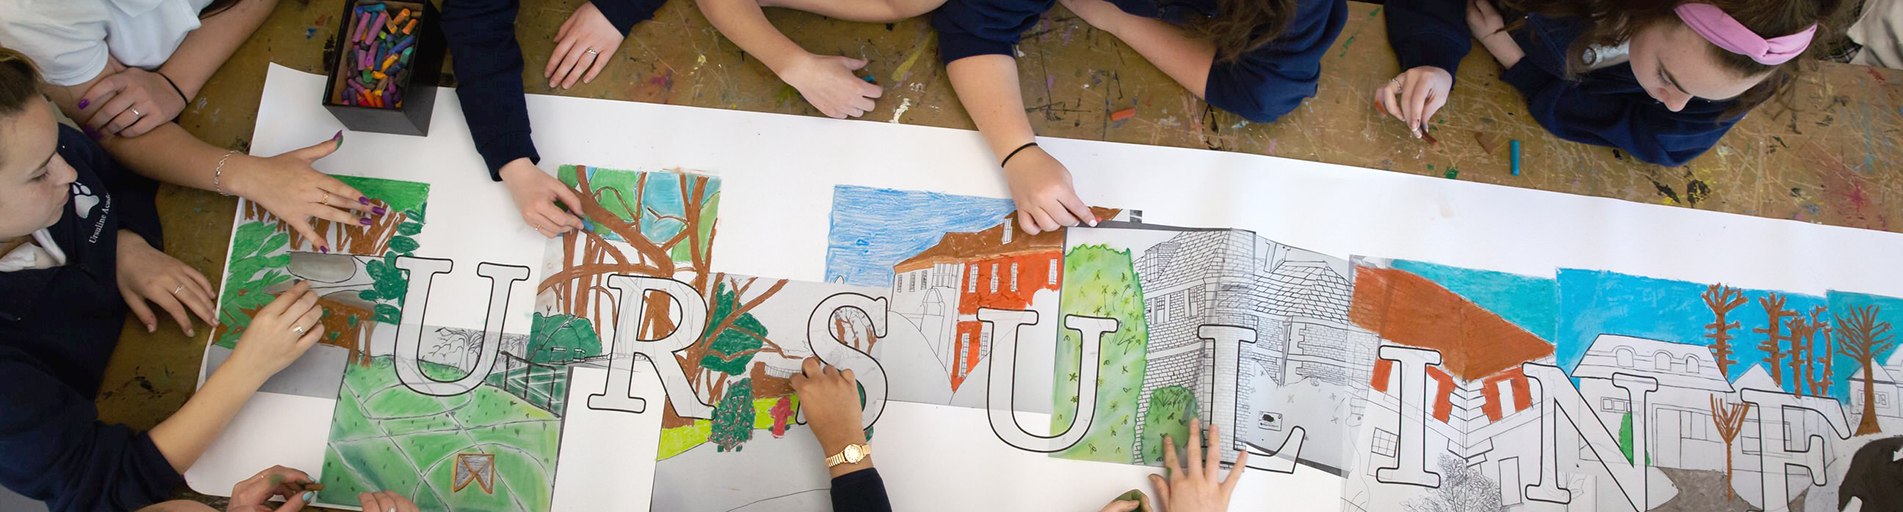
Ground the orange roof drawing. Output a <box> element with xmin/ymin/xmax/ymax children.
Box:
<box><xmin>895</xmin><ymin>207</ymin><xmax>1120</xmax><ymax>272</ymax></box>
<box><xmin>1350</xmin><ymin>265</ymin><xmax>1554</xmax><ymax>381</ymax></box>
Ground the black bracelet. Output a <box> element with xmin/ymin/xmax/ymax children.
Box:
<box><xmin>1000</xmin><ymin>142</ymin><xmax>1039</xmax><ymax>168</ymax></box>
<box><xmin>157</xmin><ymin>71</ymin><xmax>188</xmax><ymax>107</ymax></box>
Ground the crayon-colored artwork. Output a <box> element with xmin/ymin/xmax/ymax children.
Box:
<box><xmin>823</xmin><ymin>185</ymin><xmax>1116</xmax><ymax>408</ymax></box>
<box><xmin>203</xmin><ymin>175</ymin><xmax>429</xmax><ymax>398</ymax></box>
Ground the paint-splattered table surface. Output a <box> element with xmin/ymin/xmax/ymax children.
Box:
<box><xmin>105</xmin><ymin>0</ymin><xmax>1899</xmax><ymax>507</ymax></box>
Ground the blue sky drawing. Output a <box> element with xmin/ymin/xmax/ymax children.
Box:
<box><xmin>1391</xmin><ymin>260</ymin><xmax>1557</xmax><ymax>342</ymax></box>
<box><xmin>1556</xmin><ymin>270</ymin><xmax>1829</xmax><ymax>397</ymax></box>
<box><xmin>1826</xmin><ymin>291</ymin><xmax>1903</xmax><ymax>403</ymax></box>
<box><xmin>825</xmin><ymin>186</ymin><xmax>1015</xmax><ymax>287</ymax></box>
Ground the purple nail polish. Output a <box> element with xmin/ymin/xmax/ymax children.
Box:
<box><xmin>320</xmin><ymin>246</ymin><xmax>330</xmax><ymax>254</ymax></box>
<box><xmin>359</xmin><ymin>196</ymin><xmax>371</xmax><ymax>205</ymax></box>
<box><xmin>77</xmin><ymin>99</ymin><xmax>89</xmax><ymax>109</ymax></box>
<box><xmin>372</xmin><ymin>206</ymin><xmax>388</xmax><ymax>216</ymax></box>
<box><xmin>358</xmin><ymin>217</ymin><xmax>372</xmax><ymax>226</ymax></box>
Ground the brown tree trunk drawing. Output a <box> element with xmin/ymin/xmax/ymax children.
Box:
<box><xmin>1703</xmin><ymin>284</ymin><xmax>1746</xmax><ymax>378</ymax></box>
<box><xmin>1755</xmin><ymin>293</ymin><xmax>1794</xmax><ymax>386</ymax></box>
<box><xmin>1710</xmin><ymin>396</ymin><xmax>1752</xmax><ymax>501</ymax></box>
<box><xmin>1801</xmin><ymin>306</ymin><xmax>1835</xmax><ymax>398</ymax></box>
<box><xmin>1836</xmin><ymin>304</ymin><xmax>1895</xmax><ymax>436</ymax></box>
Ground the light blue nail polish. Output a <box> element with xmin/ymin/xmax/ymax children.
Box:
<box><xmin>301</xmin><ymin>490</ymin><xmax>316</xmax><ymax>502</ymax></box>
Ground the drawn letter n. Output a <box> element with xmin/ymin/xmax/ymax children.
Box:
<box><xmin>588</xmin><ymin>275</ymin><xmax>713</xmax><ymax>419</ymax></box>
<box><xmin>1522</xmin><ymin>363</ymin><xmax>1657</xmax><ymax>509</ymax></box>
<box><xmin>985</xmin><ymin>309</ymin><xmax>1116</xmax><ymax>453</ymax></box>
<box><xmin>391</xmin><ymin>258</ymin><xmax>529</xmax><ymax>397</ymax></box>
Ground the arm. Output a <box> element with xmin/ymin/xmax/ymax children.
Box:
<box><xmin>0</xmin><ymin>353</ymin><xmax>182</xmax><ymax>512</ymax></box>
<box><xmin>1063</xmin><ymin>0</ymin><xmax>1214</xmax><ymax>97</ymax></box>
<box><xmin>442</xmin><ymin>0</ymin><xmax>537</xmax><ymax>180</ymax></box>
<box><xmin>829</xmin><ymin>468</ymin><xmax>894</xmax><ymax>512</ymax></box>
<box><xmin>1500</xmin><ymin>61</ymin><xmax>1736</xmax><ymax>166</ymax></box>
<box><xmin>1385</xmin><ymin>0</ymin><xmax>1473</xmax><ymax>77</ymax></box>
<box><xmin>788</xmin><ymin>358</ymin><xmax>892</xmax><ymax>512</ymax></box>
<box><xmin>156</xmin><ymin>0</ymin><xmax>279</xmax><ymax>101</ymax></box>
<box><xmin>694</xmin><ymin>0</ymin><xmax>884</xmax><ymax>118</ymax></box>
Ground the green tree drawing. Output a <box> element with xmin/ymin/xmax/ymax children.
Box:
<box><xmin>710</xmin><ymin>377</ymin><xmax>756</xmax><ymax>452</ymax></box>
<box><xmin>1142</xmin><ymin>385</ymin><xmax>1199</xmax><ymax>464</ymax></box>
<box><xmin>214</xmin><ymin>221</ymin><xmax>293</xmax><ymax>348</ymax></box>
<box><xmin>356</xmin><ymin>207</ymin><xmax>425</xmax><ymax>325</ymax></box>
<box><xmin>1053</xmin><ymin>245</ymin><xmax>1149</xmax><ymax>462</ymax></box>
<box><xmin>700</xmin><ymin>282</ymin><xmax>770</xmax><ymax>376</ymax></box>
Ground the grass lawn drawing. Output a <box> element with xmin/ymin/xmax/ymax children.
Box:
<box><xmin>1052</xmin><ymin>244</ymin><xmax>1149</xmax><ymax>463</ymax></box>
<box><xmin>317</xmin><ymin>356</ymin><xmax>560</xmax><ymax>512</ymax></box>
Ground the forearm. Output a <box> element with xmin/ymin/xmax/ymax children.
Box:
<box><xmin>1477</xmin><ymin>31</ymin><xmax>1523</xmax><ymax>69</ymax></box>
<box><xmin>158</xmin><ymin>0</ymin><xmax>279</xmax><ymax>99</ymax></box>
<box><xmin>147</xmin><ymin>367</ymin><xmax>267</xmax><ymax>473</ymax></box>
<box><xmin>98</xmin><ymin>123</ymin><xmax>268</xmax><ymax>196</ymax></box>
<box><xmin>1102</xmin><ymin>17</ymin><xmax>1213</xmax><ymax>98</ymax></box>
<box><xmin>947</xmin><ymin>55</ymin><xmax>1039</xmax><ymax>159</ymax></box>
<box><xmin>698</xmin><ymin>0</ymin><xmax>812</xmax><ymax>75</ymax></box>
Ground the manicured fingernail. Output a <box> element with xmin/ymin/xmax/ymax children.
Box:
<box><xmin>320</xmin><ymin>246</ymin><xmax>330</xmax><ymax>254</ymax></box>
<box><xmin>358</xmin><ymin>217</ymin><xmax>372</xmax><ymax>225</ymax></box>
<box><xmin>372</xmin><ymin>206</ymin><xmax>388</xmax><ymax>216</ymax></box>
<box><xmin>186</xmin><ymin>328</ymin><xmax>195</xmax><ymax>337</ymax></box>
<box><xmin>146</xmin><ymin>323</ymin><xmax>156</xmax><ymax>333</ymax></box>
<box><xmin>301</xmin><ymin>491</ymin><xmax>316</xmax><ymax>503</ymax></box>
<box><xmin>77</xmin><ymin>99</ymin><xmax>90</xmax><ymax>109</ymax></box>
<box><xmin>359</xmin><ymin>196</ymin><xmax>371</xmax><ymax>205</ymax></box>
<box><xmin>333</xmin><ymin>130</ymin><xmax>344</xmax><ymax>149</ymax></box>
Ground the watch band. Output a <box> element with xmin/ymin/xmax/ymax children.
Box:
<box><xmin>825</xmin><ymin>443</ymin><xmax>871</xmax><ymax>468</ymax></box>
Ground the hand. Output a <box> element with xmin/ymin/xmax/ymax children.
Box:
<box><xmin>228</xmin><ymin>465</ymin><xmax>315</xmax><ymax>512</ymax></box>
<box><xmin>1374</xmin><ymin>66</ymin><xmax>1452</xmax><ymax>139</ymax></box>
<box><xmin>1096</xmin><ymin>497</ymin><xmax>1145</xmax><ymax>512</ymax></box>
<box><xmin>499</xmin><ymin>159</ymin><xmax>586</xmax><ymax>238</ymax></box>
<box><xmin>225</xmin><ymin>281</ymin><xmax>324</xmax><ymax>380</ymax></box>
<box><xmin>546</xmin><ymin>2</ymin><xmax>625</xmax><ymax>89</ymax></box>
<box><xmin>1466</xmin><ymin>0</ymin><xmax>1524</xmax><ymax>68</ymax></box>
<box><xmin>356</xmin><ymin>491</ymin><xmax>419</xmax><ymax>512</ymax></box>
<box><xmin>226</xmin><ymin>132</ymin><xmax>384</xmax><ymax>251</ymax></box>
<box><xmin>78</xmin><ymin>67</ymin><xmax>187</xmax><ymax>138</ymax></box>
<box><xmin>116</xmin><ymin>231</ymin><xmax>217</xmax><ymax>336</ymax></box>
<box><xmin>789</xmin><ymin>358</ymin><xmax>868</xmax><ymax>458</ymax></box>
<box><xmin>1149</xmin><ymin>419</ymin><xmax>1246</xmax><ymax>512</ymax></box>
<box><xmin>1001</xmin><ymin>146</ymin><xmax>1098</xmax><ymax>235</ymax></box>
<box><xmin>781</xmin><ymin>54</ymin><xmax>882</xmax><ymax>119</ymax></box>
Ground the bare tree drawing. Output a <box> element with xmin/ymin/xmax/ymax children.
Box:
<box><xmin>1755</xmin><ymin>293</ymin><xmax>1795</xmax><ymax>386</ymax></box>
<box><xmin>1791</xmin><ymin>306</ymin><xmax>1835</xmax><ymax>398</ymax></box>
<box><xmin>1837</xmin><ymin>304</ymin><xmax>1895</xmax><ymax>436</ymax></box>
<box><xmin>1703</xmin><ymin>284</ymin><xmax>1747</xmax><ymax>378</ymax></box>
<box><xmin>1710</xmin><ymin>396</ymin><xmax>1753</xmax><ymax>501</ymax></box>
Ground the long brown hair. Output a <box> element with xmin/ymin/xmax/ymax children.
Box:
<box><xmin>1189</xmin><ymin>0</ymin><xmax>1301</xmax><ymax>63</ymax></box>
<box><xmin>0</xmin><ymin>48</ymin><xmax>42</xmax><ymax>117</ymax></box>
<box><xmin>1499</xmin><ymin>0</ymin><xmax>1858</xmax><ymax>116</ymax></box>
<box><xmin>201</xmin><ymin>0</ymin><xmax>243</xmax><ymax>19</ymax></box>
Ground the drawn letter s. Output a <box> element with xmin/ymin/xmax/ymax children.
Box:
<box><xmin>806</xmin><ymin>293</ymin><xmax>890</xmax><ymax>429</ymax></box>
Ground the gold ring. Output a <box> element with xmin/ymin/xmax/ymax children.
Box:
<box><xmin>320</xmin><ymin>191</ymin><xmax>329</xmax><ymax>206</ymax></box>
<box><xmin>584</xmin><ymin>48</ymin><xmax>598</xmax><ymax>55</ymax></box>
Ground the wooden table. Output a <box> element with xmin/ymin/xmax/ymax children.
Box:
<box><xmin>93</xmin><ymin>0</ymin><xmax>1899</xmax><ymax>507</ymax></box>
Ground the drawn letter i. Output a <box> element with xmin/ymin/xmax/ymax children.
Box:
<box><xmin>390</xmin><ymin>258</ymin><xmax>531</xmax><ymax>397</ymax></box>
<box><xmin>589</xmin><ymin>275</ymin><xmax>714</xmax><ymax>419</ymax></box>
<box><xmin>1374</xmin><ymin>345</ymin><xmax>1442</xmax><ymax>487</ymax></box>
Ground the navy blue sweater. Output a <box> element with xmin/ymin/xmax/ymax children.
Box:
<box><xmin>1385</xmin><ymin>0</ymin><xmax>1739</xmax><ymax>166</ymax></box>
<box><xmin>442</xmin><ymin>0</ymin><xmax>667</xmax><ymax>180</ymax></box>
<box><xmin>933</xmin><ymin>0</ymin><xmax>1347</xmax><ymax>122</ymax></box>
<box><xmin>0</xmin><ymin>125</ymin><xmax>176</xmax><ymax>512</ymax></box>
<box><xmin>830</xmin><ymin>467</ymin><xmax>892</xmax><ymax>512</ymax></box>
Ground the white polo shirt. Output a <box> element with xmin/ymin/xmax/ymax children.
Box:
<box><xmin>0</xmin><ymin>0</ymin><xmax>218</xmax><ymax>86</ymax></box>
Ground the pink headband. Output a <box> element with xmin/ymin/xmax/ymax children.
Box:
<box><xmin>1674</xmin><ymin>3</ymin><xmax>1817</xmax><ymax>65</ymax></box>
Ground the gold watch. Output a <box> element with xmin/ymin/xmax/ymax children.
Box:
<box><xmin>825</xmin><ymin>443</ymin><xmax>871</xmax><ymax>468</ymax></box>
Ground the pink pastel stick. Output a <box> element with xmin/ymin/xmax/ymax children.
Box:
<box><xmin>351</xmin><ymin>9</ymin><xmax>369</xmax><ymax>45</ymax></box>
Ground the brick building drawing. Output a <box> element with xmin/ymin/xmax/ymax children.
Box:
<box><xmin>888</xmin><ymin>209</ymin><xmax>1114</xmax><ymax>391</ymax></box>
<box><xmin>1129</xmin><ymin>229</ymin><xmax>1373</xmax><ymax>471</ymax></box>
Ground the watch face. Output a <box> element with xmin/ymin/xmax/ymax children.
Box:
<box><xmin>844</xmin><ymin>445</ymin><xmax>864</xmax><ymax>462</ymax></box>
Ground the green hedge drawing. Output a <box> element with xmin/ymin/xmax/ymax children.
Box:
<box><xmin>1142</xmin><ymin>385</ymin><xmax>1199</xmax><ymax>464</ymax></box>
<box><xmin>528</xmin><ymin>312</ymin><xmax>604</xmax><ymax>364</ymax></box>
<box><xmin>1052</xmin><ymin>245</ymin><xmax>1149</xmax><ymax>463</ymax></box>
<box><xmin>700</xmin><ymin>281</ymin><xmax>769</xmax><ymax>376</ymax></box>
<box><xmin>711</xmin><ymin>378</ymin><xmax>756</xmax><ymax>452</ymax></box>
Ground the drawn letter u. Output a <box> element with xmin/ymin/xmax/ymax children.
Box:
<box><xmin>985</xmin><ymin>309</ymin><xmax>1117</xmax><ymax>453</ymax></box>
<box><xmin>391</xmin><ymin>258</ymin><xmax>530</xmax><ymax>397</ymax></box>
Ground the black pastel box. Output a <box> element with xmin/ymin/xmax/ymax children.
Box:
<box><xmin>321</xmin><ymin>0</ymin><xmax>444</xmax><ymax>136</ymax></box>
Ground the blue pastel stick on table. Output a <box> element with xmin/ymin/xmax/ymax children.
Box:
<box><xmin>1509</xmin><ymin>139</ymin><xmax>1522</xmax><ymax>176</ymax></box>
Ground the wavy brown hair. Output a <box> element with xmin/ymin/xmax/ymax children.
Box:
<box><xmin>1189</xmin><ymin>0</ymin><xmax>1301</xmax><ymax>63</ymax></box>
<box><xmin>1499</xmin><ymin>0</ymin><xmax>1859</xmax><ymax>116</ymax></box>
<box><xmin>0</xmin><ymin>48</ymin><xmax>41</xmax><ymax>117</ymax></box>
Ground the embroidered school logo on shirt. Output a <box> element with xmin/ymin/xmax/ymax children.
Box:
<box><xmin>71</xmin><ymin>183</ymin><xmax>100</xmax><ymax>219</ymax></box>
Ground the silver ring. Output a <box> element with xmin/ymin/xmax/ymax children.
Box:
<box><xmin>292</xmin><ymin>325</ymin><xmax>307</xmax><ymax>335</ymax></box>
<box><xmin>172</xmin><ymin>285</ymin><xmax>184</xmax><ymax>295</ymax></box>
<box><xmin>131</xmin><ymin>108</ymin><xmax>143</xmax><ymax>117</ymax></box>
<box><xmin>584</xmin><ymin>48</ymin><xmax>599</xmax><ymax>55</ymax></box>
